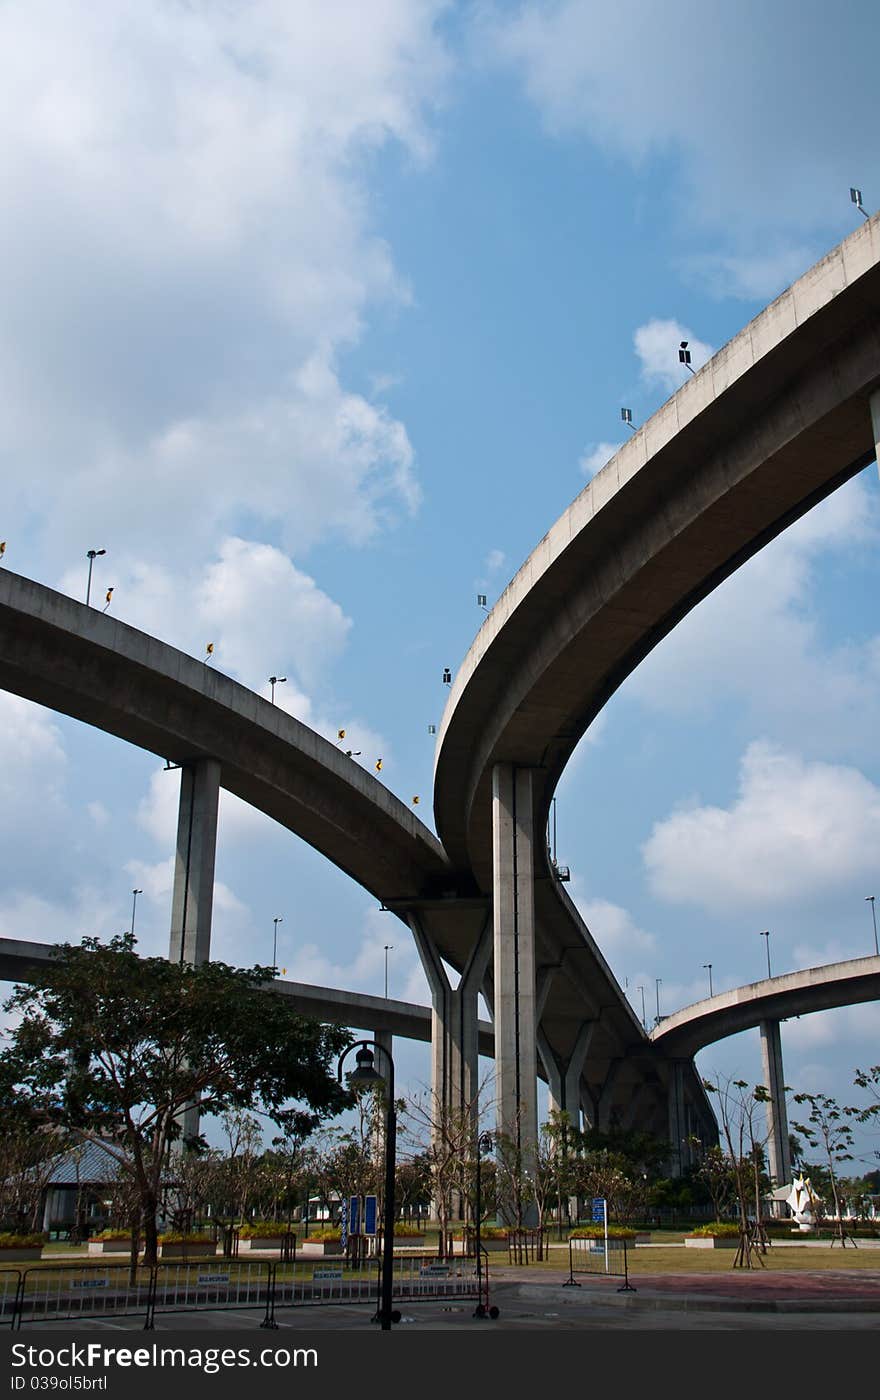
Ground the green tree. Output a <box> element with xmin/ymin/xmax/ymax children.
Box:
<box><xmin>0</xmin><ymin>935</ymin><xmax>352</xmax><ymax>1266</ymax></box>
<box><xmin>791</xmin><ymin>1091</ymin><xmax>855</xmax><ymax>1246</ymax></box>
<box><xmin>702</xmin><ymin>1077</ymin><xmax>772</xmax><ymax>1268</ymax></box>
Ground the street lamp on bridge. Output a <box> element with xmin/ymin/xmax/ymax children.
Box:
<box><xmin>866</xmin><ymin>897</ymin><xmax>879</xmax><ymax>957</ymax></box>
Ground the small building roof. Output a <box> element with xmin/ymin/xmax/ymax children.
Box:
<box><xmin>45</xmin><ymin>1140</ymin><xmax>123</xmax><ymax>1186</ymax></box>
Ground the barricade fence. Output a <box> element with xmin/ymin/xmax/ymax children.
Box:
<box><xmin>1</xmin><ymin>1270</ymin><xmax>22</xmax><ymax>1329</ymax></box>
<box><xmin>272</xmin><ymin>1251</ymin><xmax>480</xmax><ymax>1311</ymax></box>
<box><xmin>7</xmin><ymin>1251</ymin><xmax>482</xmax><ymax>1328</ymax></box>
<box><xmin>564</xmin><ymin>1237</ymin><xmax>636</xmax><ymax>1293</ymax></box>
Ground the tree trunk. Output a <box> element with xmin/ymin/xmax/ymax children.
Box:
<box><xmin>142</xmin><ymin>1198</ymin><xmax>159</xmax><ymax>1269</ymax></box>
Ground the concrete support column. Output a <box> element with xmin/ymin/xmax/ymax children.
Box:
<box><xmin>760</xmin><ymin>1018</ymin><xmax>792</xmax><ymax>1206</ymax></box>
<box><xmin>410</xmin><ymin>915</ymin><xmax>491</xmax><ymax>1127</ymax></box>
<box><xmin>596</xmin><ymin>1060</ymin><xmax>623</xmax><ymax>1133</ymax></box>
<box><xmin>580</xmin><ymin>1084</ymin><xmax>597</xmax><ymax>1131</ymax></box>
<box><xmin>667</xmin><ymin>1059</ymin><xmax>688</xmax><ymax>1178</ymax></box>
<box><xmin>539</xmin><ymin>1021</ymin><xmax>594</xmax><ymax>1131</ymax></box>
<box><xmin>870</xmin><ymin>388</ymin><xmax>880</xmax><ymax>480</ymax></box>
<box><xmin>410</xmin><ymin>915</ymin><xmax>491</xmax><ymax>1222</ymax></box>
<box><xmin>169</xmin><ymin>758</ymin><xmax>221</xmax><ymax>967</ymax></box>
<box><xmin>492</xmin><ymin>764</ymin><xmax>538</xmax><ymax>1225</ymax></box>
<box><xmin>168</xmin><ymin>757</ymin><xmax>220</xmax><ymax>1146</ymax></box>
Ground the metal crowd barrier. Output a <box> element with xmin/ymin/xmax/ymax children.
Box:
<box><xmin>564</xmin><ymin>1236</ymin><xmax>636</xmax><ymax>1292</ymax></box>
<box><xmin>7</xmin><ymin>1249</ymin><xmax>481</xmax><ymax>1328</ymax></box>
<box><xmin>13</xmin><ymin>1262</ymin><xmax>154</xmax><ymax>1329</ymax></box>
<box><xmin>272</xmin><ymin>1251</ymin><xmax>480</xmax><ymax>1311</ymax></box>
<box><xmin>1</xmin><ymin>1270</ymin><xmax>23</xmax><ymax>1329</ymax></box>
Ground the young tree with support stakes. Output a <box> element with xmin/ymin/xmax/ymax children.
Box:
<box><xmin>702</xmin><ymin>1077</ymin><xmax>773</xmax><ymax>1268</ymax></box>
<box><xmin>791</xmin><ymin>1091</ymin><xmax>856</xmax><ymax>1246</ymax></box>
<box><xmin>0</xmin><ymin>935</ymin><xmax>353</xmax><ymax>1267</ymax></box>
<box><xmin>400</xmin><ymin>1083</ymin><xmax>488</xmax><ymax>1256</ymax></box>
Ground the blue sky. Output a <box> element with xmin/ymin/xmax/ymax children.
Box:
<box><xmin>2</xmin><ymin>0</ymin><xmax>880</xmax><ymax>1170</ymax></box>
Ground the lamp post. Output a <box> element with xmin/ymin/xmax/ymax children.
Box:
<box><xmin>473</xmin><ymin>1130</ymin><xmax>498</xmax><ymax>1319</ymax></box>
<box><xmin>269</xmin><ymin>676</ymin><xmax>286</xmax><ymax>705</ymax></box>
<box><xmin>272</xmin><ymin>916</ymin><xmax>283</xmax><ymax>970</ymax></box>
<box><xmin>637</xmin><ymin>985</ymin><xmax>647</xmax><ymax>1030</ymax></box>
<box><xmin>703</xmin><ymin>963</ymin><xmax>713</xmax><ymax>997</ymax></box>
<box><xmin>131</xmin><ymin>888</ymin><xmax>143</xmax><ymax>938</ymax></box>
<box><xmin>85</xmin><ymin>548</ymin><xmax>106</xmax><ymax>606</ymax></box>
<box><xmin>760</xmin><ymin>930</ymin><xmax>771</xmax><ymax>979</ymax></box>
<box><xmin>384</xmin><ymin>944</ymin><xmax>393</xmax><ymax>999</ymax></box>
<box><xmin>338</xmin><ymin>1041</ymin><xmax>399</xmax><ymax>1331</ymax></box>
<box><xmin>654</xmin><ymin>977</ymin><xmax>662</xmax><ymax>1026</ymax></box>
<box><xmin>866</xmin><ymin>897</ymin><xmax>879</xmax><ymax>956</ymax></box>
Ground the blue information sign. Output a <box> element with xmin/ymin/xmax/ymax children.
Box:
<box><xmin>347</xmin><ymin>1195</ymin><xmax>361</xmax><ymax>1235</ymax></box>
<box><xmin>591</xmin><ymin>1197</ymin><xmax>606</xmax><ymax>1223</ymax></box>
<box><xmin>363</xmin><ymin>1195</ymin><xmax>378</xmax><ymax>1236</ymax></box>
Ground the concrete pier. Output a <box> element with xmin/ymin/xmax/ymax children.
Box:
<box><xmin>169</xmin><ymin>758</ymin><xmax>221</xmax><ymax>967</ymax></box>
<box><xmin>492</xmin><ymin>764</ymin><xmax>538</xmax><ymax>1225</ymax></box>
<box><xmin>760</xmin><ymin>1018</ymin><xmax>792</xmax><ymax>1205</ymax></box>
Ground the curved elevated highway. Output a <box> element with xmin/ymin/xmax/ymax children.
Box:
<box><xmin>2</xmin><ymin>217</ymin><xmax>880</xmax><ymax>1166</ymax></box>
<box><xmin>651</xmin><ymin>956</ymin><xmax>880</xmax><ymax>1060</ymax></box>
<box><xmin>0</xmin><ymin>935</ymin><xmax>495</xmax><ymax>1057</ymax></box>
<box><xmin>434</xmin><ymin>212</ymin><xmax>880</xmax><ymax>1148</ymax></box>
<box><xmin>0</xmin><ymin>569</ymin><xmax>450</xmax><ymax>905</ymax></box>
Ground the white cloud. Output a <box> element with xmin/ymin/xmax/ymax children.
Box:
<box><xmin>284</xmin><ymin>906</ymin><xmax>428</xmax><ymax>1003</ymax></box>
<box><xmin>59</xmin><ymin>537</ymin><xmax>352</xmax><ymax>702</ymax></box>
<box><xmin>643</xmin><ymin>741</ymin><xmax>880</xmax><ymax>911</ymax></box>
<box><xmin>574</xmin><ymin>894</ymin><xmax>656</xmax><ymax>958</ymax></box>
<box><xmin>484</xmin><ymin>549</ymin><xmax>506</xmax><ymax>575</ymax></box>
<box><xmin>682</xmin><ymin>245</ymin><xmax>820</xmax><ymax>302</ymax></box>
<box><xmin>0</xmin><ymin>694</ymin><xmax>66</xmax><ymax>817</ymax></box>
<box><xmin>579</xmin><ymin>441</ymin><xmax>621</xmax><ymax>478</ymax></box>
<box><xmin>0</xmin><ymin>1</ymin><xmax>445</xmax><ymax>571</ymax></box>
<box><xmin>633</xmin><ymin>319</ymin><xmax>713</xmax><ymax>392</ymax></box>
<box><xmin>623</xmin><ymin>475</ymin><xmax>880</xmax><ymax>759</ymax></box>
<box><xmin>485</xmin><ymin>1</ymin><xmax>879</xmax><ymax>244</ymax></box>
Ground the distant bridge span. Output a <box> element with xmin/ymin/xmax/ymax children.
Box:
<box><xmin>651</xmin><ymin>955</ymin><xmax>880</xmax><ymax>1060</ymax></box>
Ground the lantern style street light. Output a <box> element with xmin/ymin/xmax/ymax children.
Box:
<box><xmin>473</xmin><ymin>1130</ymin><xmax>499</xmax><ymax>1319</ymax></box>
<box><xmin>338</xmin><ymin>1041</ymin><xmax>400</xmax><ymax>1331</ymax></box>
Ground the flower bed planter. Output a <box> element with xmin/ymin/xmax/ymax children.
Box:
<box><xmin>684</xmin><ymin>1236</ymin><xmax>739</xmax><ymax>1249</ymax></box>
<box><xmin>158</xmin><ymin>1242</ymin><xmax>217</xmax><ymax>1259</ymax></box>
<box><xmin>301</xmin><ymin>1241</ymin><xmax>343</xmax><ymax>1257</ymax></box>
<box><xmin>239</xmin><ymin>1237</ymin><xmax>287</xmax><ymax>1252</ymax></box>
<box><xmin>88</xmin><ymin>1239</ymin><xmax>131</xmax><ymax>1255</ymax></box>
<box><xmin>0</xmin><ymin>1248</ymin><xmax>42</xmax><ymax>1262</ymax></box>
<box><xmin>451</xmin><ymin>1237</ymin><xmax>508</xmax><ymax>1255</ymax></box>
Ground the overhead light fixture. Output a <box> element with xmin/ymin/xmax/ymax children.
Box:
<box><xmin>678</xmin><ymin>341</ymin><xmax>694</xmax><ymax>373</ymax></box>
<box><xmin>851</xmin><ymin>186</ymin><xmax>869</xmax><ymax>219</ymax></box>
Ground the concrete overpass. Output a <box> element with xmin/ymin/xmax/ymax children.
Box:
<box><xmin>651</xmin><ymin>955</ymin><xmax>880</xmax><ymax>1196</ymax></box>
<box><xmin>2</xmin><ymin>217</ymin><xmax>880</xmax><ymax>1180</ymax></box>
<box><xmin>0</xmin><ymin>935</ymin><xmax>495</xmax><ymax>1058</ymax></box>
<box><xmin>651</xmin><ymin>956</ymin><xmax>880</xmax><ymax>1060</ymax></box>
<box><xmin>433</xmin><ymin>212</ymin><xmax>880</xmax><ymax>1173</ymax></box>
<box><xmin>0</xmin><ymin>566</ymin><xmax>656</xmax><ymax>1148</ymax></box>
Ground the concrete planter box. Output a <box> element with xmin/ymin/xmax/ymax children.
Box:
<box><xmin>685</xmin><ymin>1236</ymin><xmax>739</xmax><ymax>1249</ymax></box>
<box><xmin>301</xmin><ymin>1241</ymin><xmax>343</xmax><ymax>1257</ymax></box>
<box><xmin>239</xmin><ymin>1237</ymin><xmax>287</xmax><ymax>1252</ymax></box>
<box><xmin>0</xmin><ymin>1247</ymin><xmax>42</xmax><ymax>1262</ymax></box>
<box><xmin>158</xmin><ymin>1241</ymin><xmax>216</xmax><ymax>1259</ymax></box>
<box><xmin>451</xmin><ymin>1238</ymin><xmax>508</xmax><ymax>1254</ymax></box>
<box><xmin>88</xmin><ymin>1240</ymin><xmax>131</xmax><ymax>1255</ymax></box>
